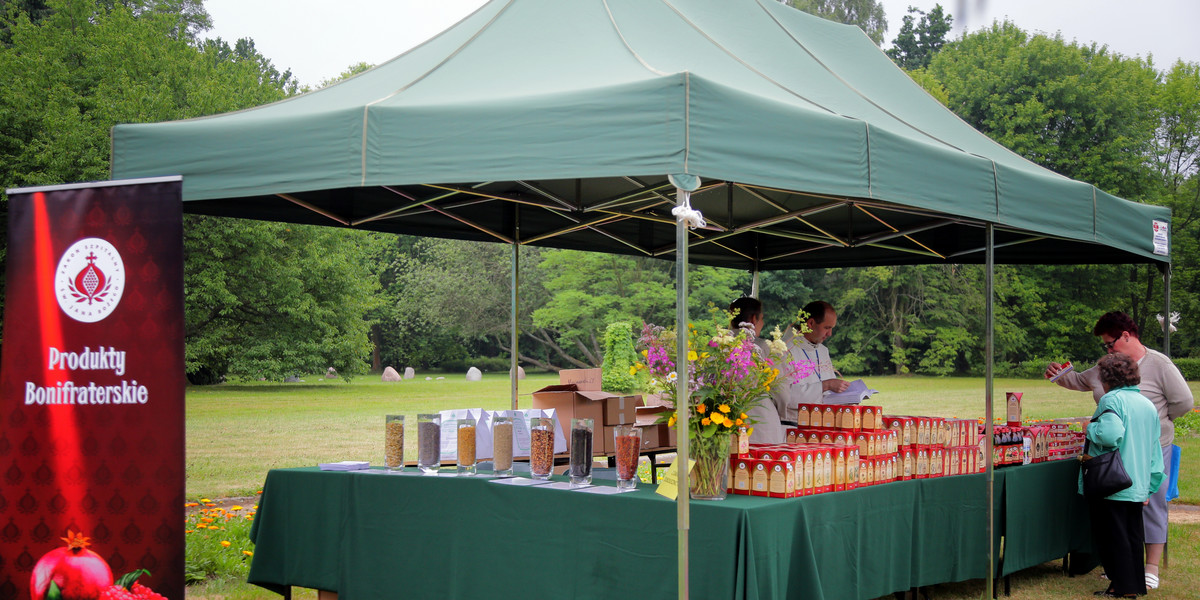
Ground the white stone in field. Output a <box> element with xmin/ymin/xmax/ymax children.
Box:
<box><xmin>466</xmin><ymin>367</ymin><xmax>483</xmax><ymax>381</ymax></box>
<box><xmin>381</xmin><ymin>367</ymin><xmax>402</xmax><ymax>382</ymax></box>
<box><xmin>404</xmin><ymin>367</ymin><xmax>416</xmax><ymax>379</ymax></box>
<box><xmin>425</xmin><ymin>376</ymin><xmax>433</xmax><ymax>381</ymax></box>
<box><xmin>326</xmin><ymin>367</ymin><xmax>338</xmax><ymax>379</ymax></box>
<box><xmin>436</xmin><ymin>376</ymin><xmax>445</xmax><ymax>380</ymax></box>
<box><xmin>510</xmin><ymin>366</ymin><xmax>526</xmax><ymax>380</ymax></box>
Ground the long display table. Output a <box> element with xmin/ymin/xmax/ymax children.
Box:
<box><xmin>247</xmin><ymin>460</ymin><xmax>1089</xmax><ymax>600</ymax></box>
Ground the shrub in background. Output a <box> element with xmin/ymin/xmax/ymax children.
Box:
<box><xmin>601</xmin><ymin>322</ymin><xmax>638</xmax><ymax>393</ymax></box>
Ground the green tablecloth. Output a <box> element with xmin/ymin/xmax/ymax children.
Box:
<box><xmin>247</xmin><ymin>461</ymin><xmax>1088</xmax><ymax>600</ymax></box>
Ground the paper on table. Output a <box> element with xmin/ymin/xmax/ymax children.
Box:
<box><xmin>318</xmin><ymin>461</ymin><xmax>370</xmax><ymax>471</ymax></box>
<box><xmin>488</xmin><ymin>477</ymin><xmax>551</xmax><ymax>486</ymax></box>
<box><xmin>823</xmin><ymin>379</ymin><xmax>878</xmax><ymax>405</ymax></box>
<box><xmin>542</xmin><ymin>481</ymin><xmax>591</xmax><ymax>491</ymax></box>
<box><xmin>577</xmin><ymin>485</ymin><xmax>635</xmax><ymax>494</ymax></box>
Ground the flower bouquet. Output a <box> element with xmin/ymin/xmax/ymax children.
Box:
<box><xmin>633</xmin><ymin>310</ymin><xmax>815</xmax><ymax>499</ymax></box>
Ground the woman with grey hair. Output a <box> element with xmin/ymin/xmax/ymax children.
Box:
<box><xmin>1082</xmin><ymin>352</ymin><xmax>1164</xmax><ymax>598</ymax></box>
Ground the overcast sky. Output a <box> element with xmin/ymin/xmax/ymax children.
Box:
<box><xmin>203</xmin><ymin>0</ymin><xmax>1200</xmax><ymax>88</ymax></box>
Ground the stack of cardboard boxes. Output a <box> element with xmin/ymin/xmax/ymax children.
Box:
<box><xmin>529</xmin><ymin>369</ymin><xmax>645</xmax><ymax>453</ymax></box>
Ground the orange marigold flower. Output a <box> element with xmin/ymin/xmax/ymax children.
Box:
<box><xmin>697</xmin><ymin>404</ymin><xmax>707</xmax><ymax>414</ymax></box>
<box><xmin>201</xmin><ymin>518</ymin><xmax>214</xmax><ymax>523</ymax></box>
<box><xmin>220</xmin><ymin>540</ymin><xmax>231</xmax><ymax>547</ymax></box>
<box><xmin>701</xmin><ymin>417</ymin><xmax>712</xmax><ymax>426</ymax></box>
<box><xmin>243</xmin><ymin>550</ymin><xmax>254</xmax><ymax>557</ymax></box>
<box><xmin>718</xmin><ymin>404</ymin><xmax>731</xmax><ymax>414</ymax></box>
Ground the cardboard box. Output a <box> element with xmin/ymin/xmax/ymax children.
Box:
<box><xmin>532</xmin><ymin>383</ymin><xmax>637</xmax><ymax>453</ymax></box>
<box><xmin>559</xmin><ymin>368</ymin><xmax>603</xmax><ymax>391</ymax></box>
<box><xmin>603</xmin><ymin>394</ymin><xmax>643</xmax><ymax>425</ymax></box>
<box><xmin>634</xmin><ymin>405</ymin><xmax>677</xmax><ymax>450</ymax></box>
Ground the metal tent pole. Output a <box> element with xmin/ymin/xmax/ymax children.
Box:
<box><xmin>1162</xmin><ymin>263</ymin><xmax>1172</xmax><ymax>356</ymax></box>
<box><xmin>675</xmin><ymin>186</ymin><xmax>691</xmax><ymax>600</ymax></box>
<box><xmin>750</xmin><ymin>270</ymin><xmax>759</xmax><ymax>298</ymax></box>
<box><xmin>985</xmin><ymin>223</ymin><xmax>995</xmax><ymax>599</ymax></box>
<box><xmin>511</xmin><ymin>222</ymin><xmax>520</xmax><ymax>410</ymax></box>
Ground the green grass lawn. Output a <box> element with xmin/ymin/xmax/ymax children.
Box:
<box><xmin>184</xmin><ymin>373</ymin><xmax>1200</xmax><ymax>600</ymax></box>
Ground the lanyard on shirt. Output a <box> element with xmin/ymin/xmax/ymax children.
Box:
<box><xmin>800</xmin><ymin>347</ymin><xmax>823</xmax><ymax>381</ymax></box>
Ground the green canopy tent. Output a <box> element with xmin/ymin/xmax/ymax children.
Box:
<box><xmin>111</xmin><ymin>0</ymin><xmax>1173</xmax><ymax>596</ymax></box>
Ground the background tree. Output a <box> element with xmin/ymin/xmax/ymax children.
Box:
<box><xmin>184</xmin><ymin>220</ymin><xmax>382</xmax><ymax>382</ymax></box>
<box><xmin>788</xmin><ymin>0</ymin><xmax>888</xmax><ymax>45</ymax></box>
<box><xmin>0</xmin><ymin>0</ymin><xmax>378</xmax><ymax>379</ymax></box>
<box><xmin>886</xmin><ymin>4</ymin><xmax>952</xmax><ymax>70</ymax></box>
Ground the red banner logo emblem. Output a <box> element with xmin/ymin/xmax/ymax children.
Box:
<box><xmin>55</xmin><ymin>238</ymin><xmax>125</xmax><ymax>323</ymax></box>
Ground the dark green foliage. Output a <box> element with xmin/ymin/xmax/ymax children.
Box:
<box><xmin>886</xmin><ymin>4</ymin><xmax>952</xmax><ymax>70</ymax></box>
<box><xmin>1173</xmin><ymin>358</ymin><xmax>1200</xmax><ymax>381</ymax></box>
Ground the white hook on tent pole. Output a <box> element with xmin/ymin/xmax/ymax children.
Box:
<box><xmin>669</xmin><ymin>173</ymin><xmax>705</xmax><ymax>229</ymax></box>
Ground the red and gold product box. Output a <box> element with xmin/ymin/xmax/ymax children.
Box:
<box><xmin>831</xmin><ymin>445</ymin><xmax>848</xmax><ymax>491</ymax></box>
<box><xmin>732</xmin><ymin>458</ymin><xmax>753</xmax><ymax>495</ymax></box>
<box><xmin>785</xmin><ymin>428</ymin><xmax>801</xmax><ymax>444</ymax></box>
<box><xmin>884</xmin><ymin>415</ymin><xmax>916</xmax><ymax>446</ymax></box>
<box><xmin>800</xmin><ymin>447</ymin><xmax>815</xmax><ymax>495</ymax></box>
<box><xmin>750</xmin><ymin>461</ymin><xmax>770</xmax><ymax>497</ymax></box>
<box><xmin>930</xmin><ymin>447</ymin><xmax>944</xmax><ymax>477</ymax></box>
<box><xmin>899</xmin><ymin>446</ymin><xmax>915</xmax><ymax>480</ymax></box>
<box><xmin>767</xmin><ymin>460</ymin><xmax>795</xmax><ymax>498</ymax></box>
<box><xmin>860</xmin><ymin>456</ymin><xmax>874</xmax><ymax>486</ymax></box>
<box><xmin>796</xmin><ymin>404</ymin><xmax>839</xmax><ymax>428</ymax></box>
<box><xmin>861</xmin><ymin>405</ymin><xmax>883</xmax><ymax>430</ymax></box>
<box><xmin>838</xmin><ymin>405</ymin><xmax>864</xmax><ymax>431</ymax></box>
<box><xmin>883</xmin><ymin>429</ymin><xmax>898</xmax><ymax>454</ymax></box>
<box><xmin>846</xmin><ymin>446</ymin><xmax>860</xmax><ymax>490</ymax></box>
<box><xmin>915</xmin><ymin>446</ymin><xmax>930</xmax><ymax>478</ymax></box>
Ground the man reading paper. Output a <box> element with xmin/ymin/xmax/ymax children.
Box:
<box><xmin>773</xmin><ymin>301</ymin><xmax>851</xmax><ymax>424</ymax></box>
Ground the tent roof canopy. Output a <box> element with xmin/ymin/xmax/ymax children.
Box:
<box><xmin>110</xmin><ymin>0</ymin><xmax>1171</xmax><ymax>269</ymax></box>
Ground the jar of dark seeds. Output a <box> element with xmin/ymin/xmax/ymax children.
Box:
<box><xmin>569</xmin><ymin>417</ymin><xmax>594</xmax><ymax>486</ymax></box>
<box><xmin>417</xmin><ymin>413</ymin><xmax>442</xmax><ymax>474</ymax></box>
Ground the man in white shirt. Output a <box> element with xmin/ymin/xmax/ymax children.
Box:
<box><xmin>1045</xmin><ymin>311</ymin><xmax>1194</xmax><ymax>590</ymax></box>
<box><xmin>773</xmin><ymin>300</ymin><xmax>850</xmax><ymax>424</ymax></box>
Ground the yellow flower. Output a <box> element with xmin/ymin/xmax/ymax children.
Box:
<box><xmin>718</xmin><ymin>404</ymin><xmax>730</xmax><ymax>414</ymax></box>
<box><xmin>697</xmin><ymin>403</ymin><xmax>707</xmax><ymax>414</ymax></box>
<box><xmin>199</xmin><ymin>498</ymin><xmax>211</xmax><ymax>503</ymax></box>
<box><xmin>701</xmin><ymin>417</ymin><xmax>712</xmax><ymax>426</ymax></box>
<box><xmin>642</xmin><ymin>349</ymin><xmax>649</xmax><ymax>357</ymax></box>
<box><xmin>667</xmin><ymin>415</ymin><xmax>677</xmax><ymax>428</ymax></box>
<box><xmin>735</xmin><ymin>418</ymin><xmax>744</xmax><ymax>426</ymax></box>
<box><xmin>740</xmin><ymin>413</ymin><xmax>748</xmax><ymax>420</ymax></box>
<box><xmin>687</xmin><ymin>350</ymin><xmax>698</xmax><ymax>361</ymax></box>
<box><xmin>747</xmin><ymin>427</ymin><xmax>755</xmax><ymax>436</ymax></box>
<box><xmin>723</xmin><ymin>419</ymin><xmax>734</xmax><ymax>428</ymax></box>
<box><xmin>230</xmin><ymin>505</ymin><xmax>243</xmax><ymax>511</ymax></box>
<box><xmin>710</xmin><ymin>413</ymin><xmax>725</xmax><ymax>426</ymax></box>
<box><xmin>629</xmin><ymin>365</ymin><xmax>638</xmax><ymax>376</ymax></box>
<box><xmin>701</xmin><ymin>352</ymin><xmax>709</xmax><ymax>359</ymax></box>
<box><xmin>195</xmin><ymin>524</ymin><xmax>207</xmax><ymax>529</ymax></box>
<box><xmin>220</xmin><ymin>540</ymin><xmax>231</xmax><ymax>548</ymax></box>
<box><xmin>243</xmin><ymin>550</ymin><xmax>254</xmax><ymax>557</ymax></box>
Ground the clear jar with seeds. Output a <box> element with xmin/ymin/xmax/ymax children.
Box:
<box><xmin>384</xmin><ymin>414</ymin><xmax>405</xmax><ymax>472</ymax></box>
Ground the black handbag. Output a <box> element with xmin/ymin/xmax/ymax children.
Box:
<box><xmin>1081</xmin><ymin>409</ymin><xmax>1133</xmax><ymax>499</ymax></box>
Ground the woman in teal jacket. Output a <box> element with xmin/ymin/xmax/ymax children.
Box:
<box><xmin>1082</xmin><ymin>352</ymin><xmax>1164</xmax><ymax>598</ymax></box>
